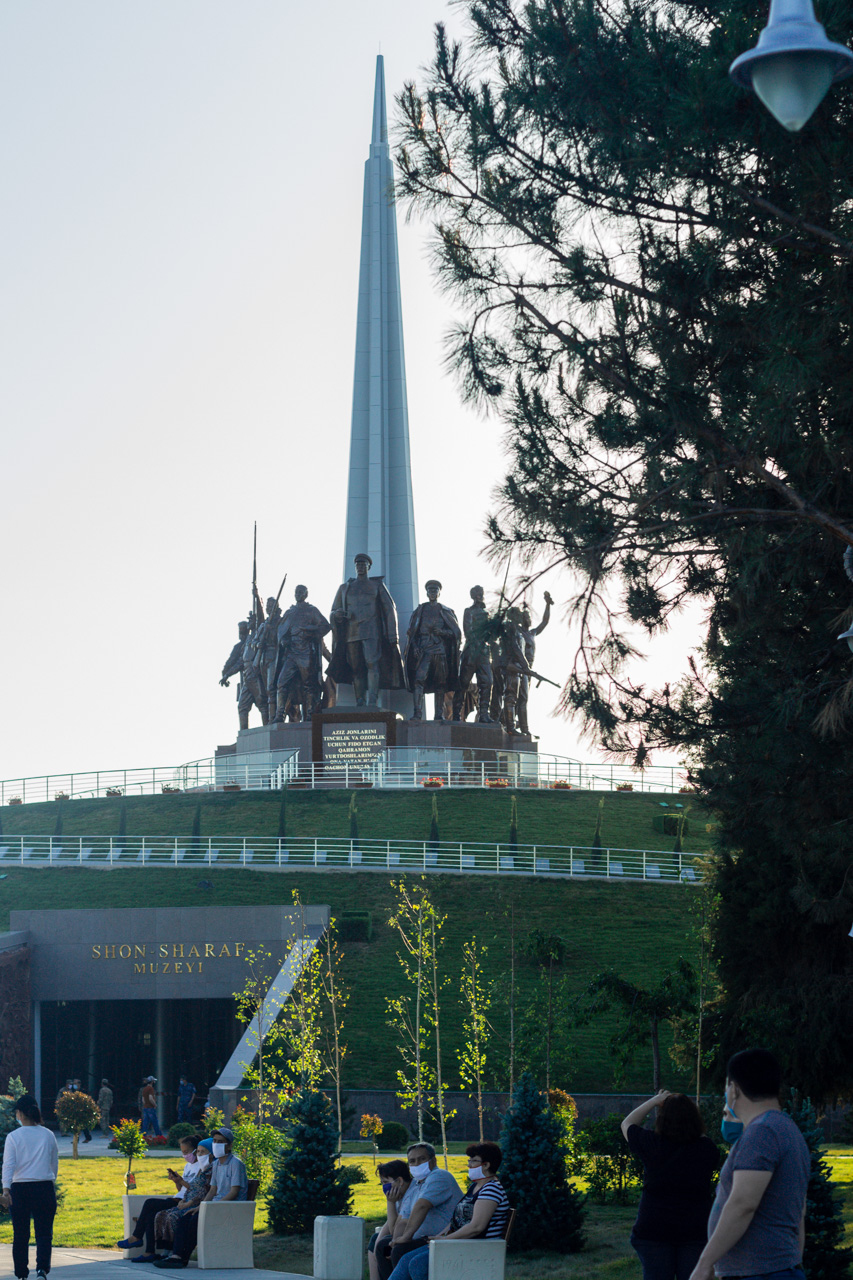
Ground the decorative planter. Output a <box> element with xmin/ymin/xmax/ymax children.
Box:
<box><xmin>615</xmin><ymin>783</ymin><xmax>634</xmax><ymax>792</ymax></box>
<box><xmin>551</xmin><ymin>781</ymin><xmax>572</xmax><ymax>790</ymax></box>
<box><xmin>105</xmin><ymin>788</ymin><xmax>123</xmax><ymax>798</ymax></box>
<box><xmin>486</xmin><ymin>778</ymin><xmax>510</xmax><ymax>788</ymax></box>
<box><xmin>421</xmin><ymin>778</ymin><xmax>444</xmax><ymax>789</ymax></box>
<box><xmin>161</xmin><ymin>786</ymin><xmax>181</xmax><ymax>795</ymax></box>
<box><xmin>8</xmin><ymin>797</ymin><xmax>22</xmax><ymax>805</ymax></box>
<box><xmin>54</xmin><ymin>793</ymin><xmax>70</xmax><ymax>801</ymax></box>
<box><xmin>223</xmin><ymin>784</ymin><xmax>241</xmax><ymax>792</ymax></box>
<box><xmin>124</xmin><ymin>1172</ymin><xmax>137</xmax><ymax>1191</ymax></box>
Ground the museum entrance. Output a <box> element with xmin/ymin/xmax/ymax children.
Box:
<box><xmin>39</xmin><ymin>997</ymin><xmax>241</xmax><ymax>1127</ymax></box>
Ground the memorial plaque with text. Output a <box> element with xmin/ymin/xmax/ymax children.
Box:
<box><xmin>311</xmin><ymin>709</ymin><xmax>398</xmax><ymax>769</ymax></box>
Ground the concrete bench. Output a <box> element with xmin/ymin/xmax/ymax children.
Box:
<box><xmin>609</xmin><ymin>861</ymin><xmax>624</xmax><ymax>876</ymax></box>
<box><xmin>429</xmin><ymin>1238</ymin><xmax>506</xmax><ymax>1280</ymax></box>
<box><xmin>535</xmin><ymin>858</ymin><xmax>550</xmax><ymax>872</ymax></box>
<box><xmin>646</xmin><ymin>864</ymin><xmax>661</xmax><ymax>879</ymax></box>
<box><xmin>499</xmin><ymin>855</ymin><xmax>515</xmax><ymax>869</ymax></box>
<box><xmin>315</xmin><ymin>1215</ymin><xmax>363</xmax><ymax>1280</ymax></box>
<box><xmin>197</xmin><ymin>1199</ymin><xmax>256</xmax><ymax>1268</ymax></box>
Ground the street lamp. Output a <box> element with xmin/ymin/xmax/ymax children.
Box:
<box><xmin>729</xmin><ymin>0</ymin><xmax>853</xmax><ymax>131</ymax></box>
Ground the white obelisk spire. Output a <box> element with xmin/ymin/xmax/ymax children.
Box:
<box><xmin>343</xmin><ymin>56</ymin><xmax>419</xmax><ymax>658</ymax></box>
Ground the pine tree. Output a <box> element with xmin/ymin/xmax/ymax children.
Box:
<box><xmin>428</xmin><ymin>795</ymin><xmax>439</xmax><ymax>852</ymax></box>
<box><xmin>266</xmin><ymin>1089</ymin><xmax>352</xmax><ymax>1234</ymax></box>
<box><xmin>396</xmin><ymin>0</ymin><xmax>853</xmax><ymax>1099</ymax></box>
<box><xmin>499</xmin><ymin>1072</ymin><xmax>585</xmax><ymax>1253</ymax></box>
<box><xmin>786</xmin><ymin>1096</ymin><xmax>852</xmax><ymax>1280</ymax></box>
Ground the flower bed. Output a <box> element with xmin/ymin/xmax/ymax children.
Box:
<box><xmin>421</xmin><ymin>777</ymin><xmax>444</xmax><ymax>788</ymax></box>
<box><xmin>551</xmin><ymin>781</ymin><xmax>572</xmax><ymax>790</ymax></box>
<box><xmin>615</xmin><ymin>783</ymin><xmax>634</xmax><ymax>792</ymax></box>
<box><xmin>486</xmin><ymin>777</ymin><xmax>510</xmax><ymax>788</ymax></box>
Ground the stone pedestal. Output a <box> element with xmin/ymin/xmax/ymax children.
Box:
<box><xmin>314</xmin><ymin>1215</ymin><xmax>364</xmax><ymax>1280</ymax></box>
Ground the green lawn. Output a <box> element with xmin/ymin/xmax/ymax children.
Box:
<box><xmin>5</xmin><ymin>1149</ymin><xmax>851</xmax><ymax>1280</ymax></box>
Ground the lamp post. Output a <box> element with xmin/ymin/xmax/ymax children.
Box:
<box><xmin>729</xmin><ymin>0</ymin><xmax>853</xmax><ymax>130</ymax></box>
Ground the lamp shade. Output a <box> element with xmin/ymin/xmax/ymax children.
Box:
<box><xmin>730</xmin><ymin>0</ymin><xmax>853</xmax><ymax>130</ymax></box>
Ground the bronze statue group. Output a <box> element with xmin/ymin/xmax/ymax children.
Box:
<box><xmin>220</xmin><ymin>553</ymin><xmax>554</xmax><ymax>736</ymax></box>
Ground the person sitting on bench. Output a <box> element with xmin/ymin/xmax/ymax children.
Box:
<box><xmin>154</xmin><ymin>1127</ymin><xmax>247</xmax><ymax>1269</ymax></box>
<box><xmin>368</xmin><ymin>1161</ymin><xmax>413</xmax><ymax>1280</ymax></box>
<box><xmin>375</xmin><ymin>1143</ymin><xmax>462</xmax><ymax>1280</ymax></box>
<box><xmin>388</xmin><ymin>1142</ymin><xmax>509</xmax><ymax>1280</ymax></box>
<box><xmin>117</xmin><ymin>1134</ymin><xmax>203</xmax><ymax>1263</ymax></box>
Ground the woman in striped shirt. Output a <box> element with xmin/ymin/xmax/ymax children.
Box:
<box><xmin>387</xmin><ymin>1143</ymin><xmax>510</xmax><ymax>1280</ymax></box>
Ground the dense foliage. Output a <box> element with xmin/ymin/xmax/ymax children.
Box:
<box><xmin>396</xmin><ymin>0</ymin><xmax>853</xmax><ymax>1096</ymax></box>
<box><xmin>499</xmin><ymin>1072</ymin><xmax>586</xmax><ymax>1252</ymax></box>
<box><xmin>576</xmin><ymin>1114</ymin><xmax>642</xmax><ymax>1205</ymax></box>
<box><xmin>266</xmin><ymin>1090</ymin><xmax>353</xmax><ymax>1235</ymax></box>
<box><xmin>787</xmin><ymin>1097</ymin><xmax>853</xmax><ymax>1280</ymax></box>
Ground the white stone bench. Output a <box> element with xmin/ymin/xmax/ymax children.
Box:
<box><xmin>197</xmin><ymin>1199</ymin><xmax>256</xmax><ymax>1268</ymax></box>
<box><xmin>315</xmin><ymin>1215</ymin><xmax>363</xmax><ymax>1279</ymax></box>
<box><xmin>429</xmin><ymin>1238</ymin><xmax>507</xmax><ymax>1280</ymax></box>
<box><xmin>123</xmin><ymin>1193</ymin><xmax>257</xmax><ymax>1269</ymax></box>
<box><xmin>646</xmin><ymin>864</ymin><xmax>661</xmax><ymax>879</ymax></box>
<box><xmin>609</xmin><ymin>861</ymin><xmax>624</xmax><ymax>876</ymax></box>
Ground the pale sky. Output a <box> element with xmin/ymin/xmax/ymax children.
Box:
<box><xmin>1</xmin><ymin>0</ymin><xmax>689</xmax><ymax>785</ymax></box>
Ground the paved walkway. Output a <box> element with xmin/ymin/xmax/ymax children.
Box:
<box><xmin>0</xmin><ymin>1244</ymin><xmax>306</xmax><ymax>1278</ymax></box>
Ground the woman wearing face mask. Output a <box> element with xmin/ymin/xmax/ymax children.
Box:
<box><xmin>118</xmin><ymin>1134</ymin><xmax>202</xmax><ymax>1262</ymax></box>
<box><xmin>152</xmin><ymin>1139</ymin><xmax>214</xmax><ymax>1259</ymax></box>
<box><xmin>0</xmin><ymin>1094</ymin><xmax>59</xmax><ymax>1280</ymax></box>
<box><xmin>387</xmin><ymin>1144</ymin><xmax>510</xmax><ymax>1280</ymax></box>
<box><xmin>621</xmin><ymin>1090</ymin><xmax>721</xmax><ymax>1280</ymax></box>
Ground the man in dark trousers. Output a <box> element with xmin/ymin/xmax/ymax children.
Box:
<box><xmin>154</xmin><ymin>1127</ymin><xmax>248</xmax><ymax>1269</ymax></box>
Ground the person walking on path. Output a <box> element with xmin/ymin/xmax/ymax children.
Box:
<box><xmin>622</xmin><ymin>1090</ymin><xmax>720</xmax><ymax>1280</ymax></box>
<box><xmin>0</xmin><ymin>1094</ymin><xmax>59</xmax><ymax>1280</ymax></box>
<box><xmin>141</xmin><ymin>1077</ymin><xmax>162</xmax><ymax>1137</ymax></box>
<box><xmin>175</xmin><ymin>1076</ymin><xmax>196</xmax><ymax>1124</ymax></box>
<box><xmin>97</xmin><ymin>1080</ymin><xmax>114</xmax><ymax>1136</ymax></box>
<box><xmin>689</xmin><ymin>1048</ymin><xmax>810</xmax><ymax>1280</ymax></box>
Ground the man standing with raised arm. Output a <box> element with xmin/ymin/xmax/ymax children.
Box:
<box><xmin>690</xmin><ymin>1048</ymin><xmax>809</xmax><ymax>1280</ymax></box>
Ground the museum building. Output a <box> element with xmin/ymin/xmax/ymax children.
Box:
<box><xmin>1</xmin><ymin>904</ymin><xmax>327</xmax><ymax>1124</ymax></box>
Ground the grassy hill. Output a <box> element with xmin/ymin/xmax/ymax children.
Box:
<box><xmin>0</xmin><ymin>859</ymin><xmax>704</xmax><ymax>1096</ymax></box>
<box><xmin>0</xmin><ymin>786</ymin><xmax>712</xmax><ymax>854</ymax></box>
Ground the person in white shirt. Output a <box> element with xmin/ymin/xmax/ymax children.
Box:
<box><xmin>0</xmin><ymin>1093</ymin><xmax>59</xmax><ymax>1280</ymax></box>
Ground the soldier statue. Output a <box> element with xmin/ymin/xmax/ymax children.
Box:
<box><xmin>252</xmin><ymin>595</ymin><xmax>283</xmax><ymax>723</ymax></box>
<box><xmin>329</xmin><ymin>553</ymin><xmax>405</xmax><ymax>706</ymax></box>
<box><xmin>496</xmin><ymin>610</ymin><xmax>536</xmax><ymax>735</ymax></box>
<box><xmin>452</xmin><ymin>585</ymin><xmax>495</xmax><ymax>723</ymax></box>
<box><xmin>220</xmin><ymin>617</ymin><xmax>268</xmax><ymax>729</ymax></box>
<box><xmin>516</xmin><ymin>592</ymin><xmax>553</xmax><ymax>736</ymax></box>
<box><xmin>404</xmin><ymin>581</ymin><xmax>462</xmax><ymax>722</ymax></box>
<box><xmin>274</xmin><ymin>585</ymin><xmax>331</xmax><ymax>723</ymax></box>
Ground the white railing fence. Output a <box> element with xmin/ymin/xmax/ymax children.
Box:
<box><xmin>0</xmin><ymin>750</ymin><xmax>689</xmax><ymax>805</ymax></box>
<box><xmin>0</xmin><ymin>835</ymin><xmax>701</xmax><ymax>883</ymax></box>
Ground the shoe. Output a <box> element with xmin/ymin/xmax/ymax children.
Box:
<box><xmin>131</xmin><ymin>1254</ymin><xmax>160</xmax><ymax>1264</ymax></box>
<box><xmin>154</xmin><ymin>1259</ymin><xmax>186</xmax><ymax>1269</ymax></box>
<box><xmin>117</xmin><ymin>1238</ymin><xmax>142</xmax><ymax>1249</ymax></box>
<box><xmin>37</xmin><ymin>1272</ymin><xmax>47</xmax><ymax>1280</ymax></box>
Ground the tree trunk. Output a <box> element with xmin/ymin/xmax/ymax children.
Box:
<box><xmin>546</xmin><ymin>957</ymin><xmax>553</xmax><ymax>1092</ymax></box>
<box><xmin>416</xmin><ymin>914</ymin><xmax>424</xmax><ymax>1143</ymax></box>
<box><xmin>431</xmin><ymin>917</ymin><xmax>448</xmax><ymax>1168</ymax></box>
<box><xmin>651</xmin><ymin>1018</ymin><xmax>661</xmax><ymax>1093</ymax></box>
<box><xmin>509</xmin><ymin>906</ymin><xmax>516</xmax><ymax>1098</ymax></box>
<box><xmin>72</xmin><ymin>1131</ymin><xmax>79</xmax><ymax>1159</ymax></box>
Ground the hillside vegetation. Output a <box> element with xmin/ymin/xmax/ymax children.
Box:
<box><xmin>0</xmin><ymin>860</ymin><xmax>701</xmax><ymax>1095</ymax></box>
<box><xmin>0</xmin><ymin>786</ymin><xmax>711</xmax><ymax>854</ymax></box>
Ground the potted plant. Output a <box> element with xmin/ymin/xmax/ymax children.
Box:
<box><xmin>486</xmin><ymin>777</ymin><xmax>510</xmax><ymax>788</ymax></box>
<box><xmin>105</xmin><ymin>787</ymin><xmax>123</xmax><ymax>798</ymax></box>
<box><xmin>111</xmin><ymin>1118</ymin><xmax>148</xmax><ymax>1189</ymax></box>
<box><xmin>161</xmin><ymin>783</ymin><xmax>181</xmax><ymax>795</ymax></box>
<box><xmin>615</xmin><ymin>782</ymin><xmax>634</xmax><ymax>792</ymax></box>
<box><xmin>222</xmin><ymin>783</ymin><xmax>241</xmax><ymax>792</ymax></box>
<box><xmin>421</xmin><ymin>777</ymin><xmax>444</xmax><ymax>789</ymax></box>
<box><xmin>551</xmin><ymin>780</ymin><xmax>572</xmax><ymax>790</ymax></box>
<box><xmin>54</xmin><ymin>792</ymin><xmax>70</xmax><ymax>802</ymax></box>
<box><xmin>8</xmin><ymin>797</ymin><xmax>22</xmax><ymax>806</ymax></box>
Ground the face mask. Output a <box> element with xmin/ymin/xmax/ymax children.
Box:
<box><xmin>196</xmin><ymin>1154</ymin><xmax>210</xmax><ymax>1170</ymax></box>
<box><xmin>467</xmin><ymin>1165</ymin><xmax>484</xmax><ymax>1180</ymax></box>
<box><xmin>408</xmin><ymin>1162</ymin><xmax>430</xmax><ymax>1180</ymax></box>
<box><xmin>381</xmin><ymin>1182</ymin><xmax>392</xmax><ymax>1194</ymax></box>
<box><xmin>15</xmin><ymin>1118</ymin><xmax>22</xmax><ymax>1127</ymax></box>
<box><xmin>212</xmin><ymin>1142</ymin><xmax>227</xmax><ymax>1159</ymax></box>
<box><xmin>720</xmin><ymin>1117</ymin><xmax>743</xmax><ymax>1143</ymax></box>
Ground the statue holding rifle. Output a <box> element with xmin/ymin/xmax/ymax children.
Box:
<box><xmin>274</xmin><ymin>585</ymin><xmax>331</xmax><ymax>723</ymax></box>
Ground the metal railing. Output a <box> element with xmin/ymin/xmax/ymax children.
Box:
<box><xmin>0</xmin><ymin>835</ymin><xmax>702</xmax><ymax>882</ymax></box>
<box><xmin>0</xmin><ymin>750</ymin><xmax>688</xmax><ymax>805</ymax></box>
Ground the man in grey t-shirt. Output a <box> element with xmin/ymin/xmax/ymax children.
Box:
<box><xmin>689</xmin><ymin>1049</ymin><xmax>809</xmax><ymax>1280</ymax></box>
<box><xmin>376</xmin><ymin>1142</ymin><xmax>462</xmax><ymax>1280</ymax></box>
<box><xmin>155</xmin><ymin>1127</ymin><xmax>249</xmax><ymax>1269</ymax></box>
